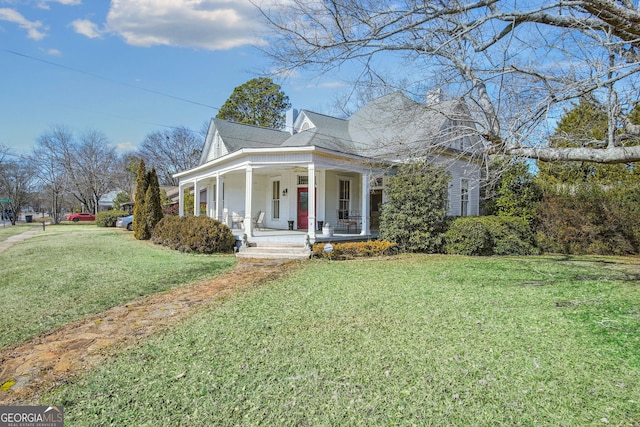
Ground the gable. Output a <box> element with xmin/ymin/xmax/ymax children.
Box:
<box><xmin>199</xmin><ymin>118</ymin><xmax>291</xmax><ymax>165</ymax></box>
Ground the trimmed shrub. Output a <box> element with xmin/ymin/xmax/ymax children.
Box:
<box><xmin>311</xmin><ymin>240</ymin><xmax>397</xmax><ymax>260</ymax></box>
<box><xmin>152</xmin><ymin>216</ymin><xmax>236</xmax><ymax>254</ymax></box>
<box><xmin>444</xmin><ymin>217</ymin><xmax>492</xmax><ymax>256</ymax></box>
<box><xmin>96</xmin><ymin>210</ymin><xmax>129</xmax><ymax>228</ymax></box>
<box><xmin>445</xmin><ymin>216</ymin><xmax>538</xmax><ymax>256</ymax></box>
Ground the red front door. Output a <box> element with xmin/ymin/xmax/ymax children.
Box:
<box><xmin>297</xmin><ymin>187</ymin><xmax>308</xmax><ymax>230</ymax></box>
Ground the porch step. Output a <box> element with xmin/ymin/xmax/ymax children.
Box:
<box><xmin>236</xmin><ymin>242</ymin><xmax>311</xmax><ymax>260</ymax></box>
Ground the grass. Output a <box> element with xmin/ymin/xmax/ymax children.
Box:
<box><xmin>0</xmin><ymin>224</ymin><xmax>236</xmax><ymax>349</ymax></box>
<box><xmin>0</xmin><ymin>222</ymin><xmax>35</xmax><ymax>242</ymax></box>
<box><xmin>47</xmin><ymin>254</ymin><xmax>640</xmax><ymax>426</ymax></box>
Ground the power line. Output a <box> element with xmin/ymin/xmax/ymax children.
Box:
<box><xmin>4</xmin><ymin>49</ymin><xmax>220</xmax><ymax>111</ymax></box>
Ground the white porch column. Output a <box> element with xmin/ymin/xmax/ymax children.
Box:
<box><xmin>215</xmin><ymin>174</ymin><xmax>223</xmax><ymax>222</ymax></box>
<box><xmin>307</xmin><ymin>164</ymin><xmax>316</xmax><ymax>239</ymax></box>
<box><xmin>360</xmin><ymin>173</ymin><xmax>370</xmax><ymax>236</ymax></box>
<box><xmin>178</xmin><ymin>183</ymin><xmax>185</xmax><ymax>217</ymax></box>
<box><xmin>244</xmin><ymin>166</ymin><xmax>253</xmax><ymax>237</ymax></box>
<box><xmin>207</xmin><ymin>180</ymin><xmax>215</xmax><ymax>218</ymax></box>
<box><xmin>193</xmin><ymin>179</ymin><xmax>200</xmax><ymax>216</ymax></box>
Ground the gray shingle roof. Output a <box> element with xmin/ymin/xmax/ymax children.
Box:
<box><xmin>213</xmin><ymin>118</ymin><xmax>290</xmax><ymax>151</ymax></box>
<box><xmin>207</xmin><ymin>91</ymin><xmax>476</xmax><ymax>161</ymax></box>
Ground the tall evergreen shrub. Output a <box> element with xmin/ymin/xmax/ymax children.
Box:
<box><xmin>133</xmin><ymin>159</ymin><xmax>149</xmax><ymax>240</ymax></box>
<box><xmin>379</xmin><ymin>160</ymin><xmax>450</xmax><ymax>252</ymax></box>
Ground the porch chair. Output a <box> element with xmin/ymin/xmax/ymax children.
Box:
<box><xmin>231</xmin><ymin>211</ymin><xmax>245</xmax><ymax>229</ymax></box>
<box><xmin>337</xmin><ymin>209</ymin><xmax>357</xmax><ymax>233</ymax></box>
<box><xmin>253</xmin><ymin>210</ymin><xmax>265</xmax><ymax>230</ymax></box>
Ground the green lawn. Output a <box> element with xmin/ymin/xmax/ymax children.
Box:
<box><xmin>0</xmin><ymin>224</ymin><xmax>236</xmax><ymax>349</ymax></box>
<box><xmin>0</xmin><ymin>222</ymin><xmax>35</xmax><ymax>242</ymax></box>
<box><xmin>47</xmin><ymin>254</ymin><xmax>640</xmax><ymax>426</ymax></box>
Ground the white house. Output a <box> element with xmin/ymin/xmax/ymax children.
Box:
<box><xmin>174</xmin><ymin>91</ymin><xmax>483</xmax><ymax>243</ymax></box>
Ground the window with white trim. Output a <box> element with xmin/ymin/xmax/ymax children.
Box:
<box><xmin>460</xmin><ymin>179</ymin><xmax>469</xmax><ymax>217</ymax></box>
<box><xmin>338</xmin><ymin>178</ymin><xmax>351</xmax><ymax>219</ymax></box>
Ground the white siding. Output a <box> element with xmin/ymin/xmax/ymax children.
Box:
<box><xmin>444</xmin><ymin>158</ymin><xmax>480</xmax><ymax>216</ymax></box>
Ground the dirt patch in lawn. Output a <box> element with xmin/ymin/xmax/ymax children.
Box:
<box><xmin>0</xmin><ymin>257</ymin><xmax>299</xmax><ymax>405</ymax></box>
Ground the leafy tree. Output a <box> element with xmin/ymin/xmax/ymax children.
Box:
<box><xmin>217</xmin><ymin>77</ymin><xmax>291</xmax><ymax>128</ymax></box>
<box><xmin>379</xmin><ymin>160</ymin><xmax>450</xmax><ymax>252</ymax></box>
<box><xmin>533</xmin><ymin>99</ymin><xmax>640</xmax><ymax>254</ymax></box>
<box><xmin>112</xmin><ymin>191</ymin><xmax>131</xmax><ymax>211</ymax></box>
<box><xmin>538</xmin><ymin>99</ymin><xmax>640</xmax><ymax>186</ymax></box>
<box><xmin>494</xmin><ymin>159</ymin><xmax>541</xmax><ymax>226</ymax></box>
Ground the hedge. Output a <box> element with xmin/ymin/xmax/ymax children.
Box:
<box><xmin>312</xmin><ymin>240</ymin><xmax>397</xmax><ymax>260</ymax></box>
<box><xmin>96</xmin><ymin>210</ymin><xmax>129</xmax><ymax>228</ymax></box>
<box><xmin>445</xmin><ymin>216</ymin><xmax>539</xmax><ymax>256</ymax></box>
<box><xmin>151</xmin><ymin>216</ymin><xmax>236</xmax><ymax>254</ymax></box>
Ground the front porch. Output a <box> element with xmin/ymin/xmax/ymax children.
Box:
<box><xmin>233</xmin><ymin>227</ymin><xmax>380</xmax><ymax>259</ymax></box>
<box><xmin>176</xmin><ymin>148</ymin><xmax>388</xmax><ymax>244</ymax></box>
<box><xmin>232</xmin><ymin>227</ymin><xmax>380</xmax><ymax>245</ymax></box>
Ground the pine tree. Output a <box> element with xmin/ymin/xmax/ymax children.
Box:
<box><xmin>217</xmin><ymin>77</ymin><xmax>291</xmax><ymax>128</ymax></box>
<box><xmin>133</xmin><ymin>159</ymin><xmax>149</xmax><ymax>240</ymax></box>
<box><xmin>538</xmin><ymin>99</ymin><xmax>640</xmax><ymax>186</ymax></box>
<box><xmin>146</xmin><ymin>168</ymin><xmax>164</xmax><ymax>230</ymax></box>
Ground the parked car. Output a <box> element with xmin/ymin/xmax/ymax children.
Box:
<box><xmin>116</xmin><ymin>215</ymin><xmax>133</xmax><ymax>231</ymax></box>
<box><xmin>67</xmin><ymin>212</ymin><xmax>95</xmax><ymax>222</ymax></box>
<box><xmin>1</xmin><ymin>209</ymin><xmax>14</xmax><ymax>220</ymax></box>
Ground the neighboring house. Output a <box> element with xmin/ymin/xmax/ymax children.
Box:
<box><xmin>174</xmin><ymin>91</ymin><xmax>483</xmax><ymax>242</ymax></box>
<box><xmin>98</xmin><ymin>190</ymin><xmax>122</xmax><ymax>212</ymax></box>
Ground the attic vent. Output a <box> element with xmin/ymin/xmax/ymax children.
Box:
<box><xmin>301</xmin><ymin>122</ymin><xmax>310</xmax><ymax>131</ymax></box>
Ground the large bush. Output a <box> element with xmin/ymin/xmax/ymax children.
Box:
<box><xmin>536</xmin><ymin>184</ymin><xmax>640</xmax><ymax>255</ymax></box>
<box><xmin>444</xmin><ymin>217</ymin><xmax>492</xmax><ymax>256</ymax></box>
<box><xmin>445</xmin><ymin>216</ymin><xmax>538</xmax><ymax>256</ymax></box>
<box><xmin>96</xmin><ymin>210</ymin><xmax>129</xmax><ymax>228</ymax></box>
<box><xmin>152</xmin><ymin>216</ymin><xmax>236</xmax><ymax>254</ymax></box>
<box><xmin>379</xmin><ymin>160</ymin><xmax>450</xmax><ymax>252</ymax></box>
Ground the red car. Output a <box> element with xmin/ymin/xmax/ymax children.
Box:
<box><xmin>67</xmin><ymin>212</ymin><xmax>95</xmax><ymax>222</ymax></box>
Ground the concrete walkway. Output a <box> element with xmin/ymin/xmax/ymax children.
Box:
<box><xmin>0</xmin><ymin>227</ymin><xmax>41</xmax><ymax>253</ymax></box>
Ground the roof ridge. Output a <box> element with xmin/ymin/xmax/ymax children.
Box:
<box><xmin>214</xmin><ymin>117</ymin><xmax>290</xmax><ymax>134</ymax></box>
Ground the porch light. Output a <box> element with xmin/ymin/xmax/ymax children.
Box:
<box><xmin>282</xmin><ymin>188</ymin><xmax>288</xmax><ymax>196</ymax></box>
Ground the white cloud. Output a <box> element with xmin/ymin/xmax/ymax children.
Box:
<box><xmin>0</xmin><ymin>7</ymin><xmax>47</xmax><ymax>40</ymax></box>
<box><xmin>105</xmin><ymin>0</ymin><xmax>265</xmax><ymax>50</ymax></box>
<box><xmin>36</xmin><ymin>0</ymin><xmax>82</xmax><ymax>10</ymax></box>
<box><xmin>45</xmin><ymin>48</ymin><xmax>61</xmax><ymax>55</ymax></box>
<box><xmin>114</xmin><ymin>140</ymin><xmax>137</xmax><ymax>152</ymax></box>
<box><xmin>71</xmin><ymin>18</ymin><xmax>101</xmax><ymax>38</ymax></box>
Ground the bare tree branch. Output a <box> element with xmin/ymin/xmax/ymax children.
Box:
<box><xmin>256</xmin><ymin>0</ymin><xmax>640</xmax><ymax>163</ymax></box>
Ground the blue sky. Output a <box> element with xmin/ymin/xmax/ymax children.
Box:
<box><xmin>0</xmin><ymin>0</ymin><xmax>349</xmax><ymax>155</ymax></box>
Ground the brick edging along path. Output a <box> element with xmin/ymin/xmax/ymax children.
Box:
<box><xmin>0</xmin><ymin>255</ymin><xmax>298</xmax><ymax>405</ymax></box>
